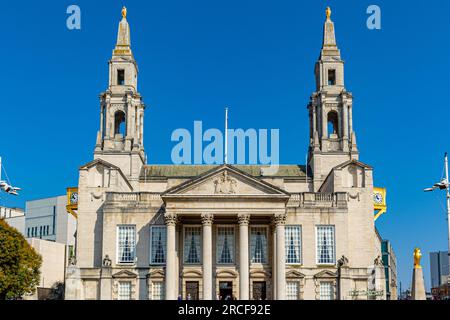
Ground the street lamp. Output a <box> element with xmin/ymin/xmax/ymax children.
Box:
<box><xmin>424</xmin><ymin>152</ymin><xmax>450</xmax><ymax>285</ymax></box>
<box><xmin>0</xmin><ymin>156</ymin><xmax>21</xmax><ymax>196</ymax></box>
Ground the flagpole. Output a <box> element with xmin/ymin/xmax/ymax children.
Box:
<box><xmin>224</xmin><ymin>108</ymin><xmax>228</xmax><ymax>165</ymax></box>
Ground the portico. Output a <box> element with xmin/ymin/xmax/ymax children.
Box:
<box><xmin>161</xmin><ymin>166</ymin><xmax>290</xmax><ymax>300</ymax></box>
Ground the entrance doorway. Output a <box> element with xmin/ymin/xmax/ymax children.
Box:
<box><xmin>186</xmin><ymin>281</ymin><xmax>199</xmax><ymax>300</ymax></box>
<box><xmin>219</xmin><ymin>281</ymin><xmax>233</xmax><ymax>300</ymax></box>
<box><xmin>252</xmin><ymin>281</ymin><xmax>267</xmax><ymax>300</ymax></box>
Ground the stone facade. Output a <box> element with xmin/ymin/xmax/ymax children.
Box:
<box><xmin>65</xmin><ymin>8</ymin><xmax>386</xmax><ymax>300</ymax></box>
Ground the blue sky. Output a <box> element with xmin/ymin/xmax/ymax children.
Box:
<box><xmin>1</xmin><ymin>0</ymin><xmax>449</xmax><ymax>293</ymax></box>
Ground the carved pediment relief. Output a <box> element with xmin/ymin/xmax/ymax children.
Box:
<box><xmin>162</xmin><ymin>166</ymin><xmax>290</xmax><ymax>198</ymax></box>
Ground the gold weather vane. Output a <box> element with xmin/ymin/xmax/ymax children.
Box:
<box><xmin>326</xmin><ymin>7</ymin><xmax>331</xmax><ymax>20</ymax></box>
<box><xmin>122</xmin><ymin>6</ymin><xmax>127</xmax><ymax>19</ymax></box>
<box><xmin>413</xmin><ymin>248</ymin><xmax>422</xmax><ymax>269</ymax></box>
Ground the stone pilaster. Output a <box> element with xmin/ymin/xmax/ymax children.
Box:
<box><xmin>238</xmin><ymin>214</ymin><xmax>250</xmax><ymax>300</ymax></box>
<box><xmin>201</xmin><ymin>213</ymin><xmax>214</xmax><ymax>300</ymax></box>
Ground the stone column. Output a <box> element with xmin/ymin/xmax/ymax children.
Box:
<box><xmin>348</xmin><ymin>105</ymin><xmax>353</xmax><ymax>135</ymax></box>
<box><xmin>201</xmin><ymin>213</ymin><xmax>214</xmax><ymax>300</ymax></box>
<box><xmin>271</xmin><ymin>224</ymin><xmax>277</xmax><ymax>300</ymax></box>
<box><xmin>238</xmin><ymin>214</ymin><xmax>250</xmax><ymax>300</ymax></box>
<box><xmin>342</xmin><ymin>102</ymin><xmax>349</xmax><ymax>139</ymax></box>
<box><xmin>274</xmin><ymin>214</ymin><xmax>287</xmax><ymax>300</ymax></box>
<box><xmin>164</xmin><ymin>213</ymin><xmax>178</xmax><ymax>300</ymax></box>
<box><xmin>322</xmin><ymin>107</ymin><xmax>328</xmax><ymax>138</ymax></box>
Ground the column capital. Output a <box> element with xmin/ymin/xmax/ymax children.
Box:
<box><xmin>164</xmin><ymin>213</ymin><xmax>178</xmax><ymax>226</ymax></box>
<box><xmin>273</xmin><ymin>213</ymin><xmax>287</xmax><ymax>226</ymax></box>
<box><xmin>201</xmin><ymin>213</ymin><xmax>214</xmax><ymax>226</ymax></box>
<box><xmin>238</xmin><ymin>213</ymin><xmax>250</xmax><ymax>226</ymax></box>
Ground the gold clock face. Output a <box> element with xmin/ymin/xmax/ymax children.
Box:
<box><xmin>70</xmin><ymin>192</ymin><xmax>78</xmax><ymax>204</ymax></box>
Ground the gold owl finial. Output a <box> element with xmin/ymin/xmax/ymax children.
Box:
<box><xmin>413</xmin><ymin>248</ymin><xmax>422</xmax><ymax>269</ymax></box>
<box><xmin>326</xmin><ymin>7</ymin><xmax>331</xmax><ymax>20</ymax></box>
<box><xmin>122</xmin><ymin>6</ymin><xmax>127</xmax><ymax>19</ymax></box>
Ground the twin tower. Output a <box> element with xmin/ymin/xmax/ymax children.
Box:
<box><xmin>93</xmin><ymin>7</ymin><xmax>359</xmax><ymax>191</ymax></box>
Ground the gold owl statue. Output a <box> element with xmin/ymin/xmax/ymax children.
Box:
<box><xmin>413</xmin><ymin>248</ymin><xmax>422</xmax><ymax>269</ymax></box>
<box><xmin>326</xmin><ymin>7</ymin><xmax>331</xmax><ymax>20</ymax></box>
<box><xmin>122</xmin><ymin>6</ymin><xmax>127</xmax><ymax>19</ymax></box>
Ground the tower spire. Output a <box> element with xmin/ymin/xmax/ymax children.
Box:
<box><xmin>321</xmin><ymin>6</ymin><xmax>340</xmax><ymax>59</ymax></box>
<box><xmin>114</xmin><ymin>6</ymin><xmax>132</xmax><ymax>57</ymax></box>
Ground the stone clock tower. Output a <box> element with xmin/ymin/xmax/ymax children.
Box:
<box><xmin>307</xmin><ymin>7</ymin><xmax>359</xmax><ymax>191</ymax></box>
<box><xmin>94</xmin><ymin>6</ymin><xmax>146</xmax><ymax>188</ymax></box>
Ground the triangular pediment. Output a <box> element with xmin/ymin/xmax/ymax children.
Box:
<box><xmin>80</xmin><ymin>158</ymin><xmax>119</xmax><ymax>170</ymax></box>
<box><xmin>333</xmin><ymin>159</ymin><xmax>372</xmax><ymax>170</ymax></box>
<box><xmin>162</xmin><ymin>165</ymin><xmax>290</xmax><ymax>198</ymax></box>
<box><xmin>112</xmin><ymin>269</ymin><xmax>138</xmax><ymax>279</ymax></box>
<box><xmin>313</xmin><ymin>270</ymin><xmax>337</xmax><ymax>279</ymax></box>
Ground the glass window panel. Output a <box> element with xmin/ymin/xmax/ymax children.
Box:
<box><xmin>150</xmin><ymin>226</ymin><xmax>167</xmax><ymax>264</ymax></box>
<box><xmin>151</xmin><ymin>282</ymin><xmax>164</xmax><ymax>300</ymax></box>
<box><xmin>184</xmin><ymin>227</ymin><xmax>201</xmax><ymax>264</ymax></box>
<box><xmin>285</xmin><ymin>226</ymin><xmax>302</xmax><ymax>264</ymax></box>
<box><xmin>250</xmin><ymin>227</ymin><xmax>268</xmax><ymax>264</ymax></box>
<box><xmin>217</xmin><ymin>227</ymin><xmax>235</xmax><ymax>264</ymax></box>
<box><xmin>118</xmin><ymin>281</ymin><xmax>132</xmax><ymax>300</ymax></box>
<box><xmin>286</xmin><ymin>282</ymin><xmax>299</xmax><ymax>300</ymax></box>
<box><xmin>316</xmin><ymin>226</ymin><xmax>335</xmax><ymax>264</ymax></box>
<box><xmin>117</xmin><ymin>225</ymin><xmax>136</xmax><ymax>263</ymax></box>
<box><xmin>319</xmin><ymin>282</ymin><xmax>334</xmax><ymax>300</ymax></box>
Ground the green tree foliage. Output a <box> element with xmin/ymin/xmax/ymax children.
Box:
<box><xmin>0</xmin><ymin>219</ymin><xmax>42</xmax><ymax>300</ymax></box>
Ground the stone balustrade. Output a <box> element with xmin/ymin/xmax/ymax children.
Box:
<box><xmin>105</xmin><ymin>191</ymin><xmax>347</xmax><ymax>208</ymax></box>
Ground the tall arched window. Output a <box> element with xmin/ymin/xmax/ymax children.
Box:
<box><xmin>114</xmin><ymin>111</ymin><xmax>126</xmax><ymax>136</ymax></box>
<box><xmin>327</xmin><ymin>111</ymin><xmax>339</xmax><ymax>138</ymax></box>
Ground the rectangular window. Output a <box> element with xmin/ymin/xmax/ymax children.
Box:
<box><xmin>39</xmin><ymin>226</ymin><xmax>43</xmax><ymax>237</ymax></box>
<box><xmin>117</xmin><ymin>225</ymin><xmax>136</xmax><ymax>264</ymax></box>
<box><xmin>250</xmin><ymin>227</ymin><xmax>268</xmax><ymax>264</ymax></box>
<box><xmin>117</xmin><ymin>69</ymin><xmax>125</xmax><ymax>85</ymax></box>
<box><xmin>316</xmin><ymin>226</ymin><xmax>335</xmax><ymax>265</ymax></box>
<box><xmin>286</xmin><ymin>282</ymin><xmax>300</xmax><ymax>300</ymax></box>
<box><xmin>150</xmin><ymin>226</ymin><xmax>167</xmax><ymax>265</ymax></box>
<box><xmin>328</xmin><ymin>69</ymin><xmax>336</xmax><ymax>85</ymax></box>
<box><xmin>184</xmin><ymin>227</ymin><xmax>201</xmax><ymax>264</ymax></box>
<box><xmin>118</xmin><ymin>282</ymin><xmax>132</xmax><ymax>300</ymax></box>
<box><xmin>319</xmin><ymin>282</ymin><xmax>334</xmax><ymax>300</ymax></box>
<box><xmin>27</xmin><ymin>228</ymin><xmax>30</xmax><ymax>238</ymax></box>
<box><xmin>285</xmin><ymin>226</ymin><xmax>302</xmax><ymax>264</ymax></box>
<box><xmin>217</xmin><ymin>227</ymin><xmax>235</xmax><ymax>264</ymax></box>
<box><xmin>52</xmin><ymin>206</ymin><xmax>56</xmax><ymax>235</ymax></box>
<box><xmin>46</xmin><ymin>225</ymin><xmax>49</xmax><ymax>235</ymax></box>
<box><xmin>151</xmin><ymin>282</ymin><xmax>165</xmax><ymax>300</ymax></box>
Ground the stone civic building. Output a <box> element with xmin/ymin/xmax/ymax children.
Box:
<box><xmin>65</xmin><ymin>8</ymin><xmax>386</xmax><ymax>300</ymax></box>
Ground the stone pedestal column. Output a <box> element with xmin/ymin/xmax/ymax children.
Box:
<box><xmin>274</xmin><ymin>214</ymin><xmax>287</xmax><ymax>300</ymax></box>
<box><xmin>201</xmin><ymin>213</ymin><xmax>214</xmax><ymax>300</ymax></box>
<box><xmin>238</xmin><ymin>214</ymin><xmax>250</xmax><ymax>300</ymax></box>
<box><xmin>164</xmin><ymin>213</ymin><xmax>178</xmax><ymax>300</ymax></box>
<box><xmin>412</xmin><ymin>267</ymin><xmax>426</xmax><ymax>300</ymax></box>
